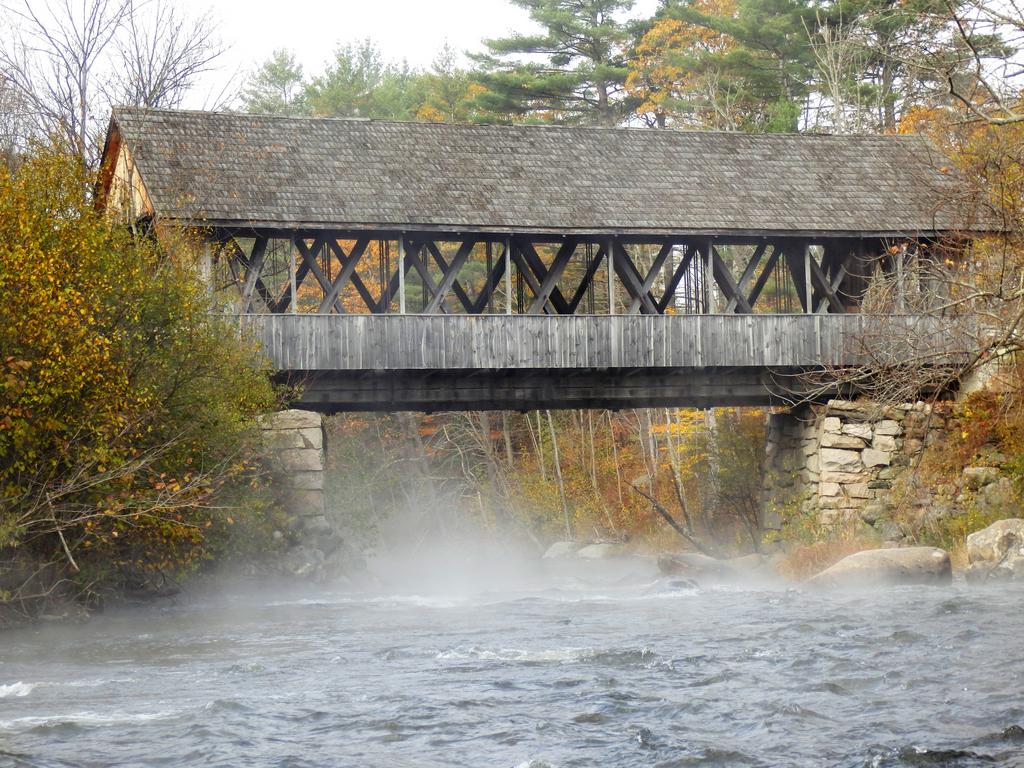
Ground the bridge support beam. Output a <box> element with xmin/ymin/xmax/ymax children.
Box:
<box><xmin>258</xmin><ymin>409</ymin><xmax>330</xmax><ymax>537</ymax></box>
<box><xmin>286</xmin><ymin>368</ymin><xmax>824</xmax><ymax>413</ymax></box>
<box><xmin>762</xmin><ymin>399</ymin><xmax>955</xmax><ymax>535</ymax></box>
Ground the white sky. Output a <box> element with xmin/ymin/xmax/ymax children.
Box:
<box><xmin>179</xmin><ymin>0</ymin><xmax>659</xmax><ymax>108</ymax></box>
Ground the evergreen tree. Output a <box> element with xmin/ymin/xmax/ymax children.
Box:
<box><xmin>416</xmin><ymin>44</ymin><xmax>479</xmax><ymax>123</ymax></box>
<box><xmin>470</xmin><ymin>0</ymin><xmax>640</xmax><ymax>126</ymax></box>
<box><xmin>240</xmin><ymin>49</ymin><xmax>306</xmax><ymax>115</ymax></box>
<box><xmin>664</xmin><ymin>0</ymin><xmax>820</xmax><ymax>132</ymax></box>
<box><xmin>303</xmin><ymin>40</ymin><xmax>426</xmax><ymax>120</ymax></box>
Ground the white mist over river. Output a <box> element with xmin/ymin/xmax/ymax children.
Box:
<box><xmin>2</xmin><ymin>555</ymin><xmax>1023</xmax><ymax>767</ymax></box>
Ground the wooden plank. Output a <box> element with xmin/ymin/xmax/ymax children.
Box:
<box><xmin>710</xmin><ymin>246</ymin><xmax>754</xmax><ymax>314</ymax></box>
<box><xmin>424</xmin><ymin>239</ymin><xmax>476</xmax><ymax>313</ymax></box>
<box><xmin>527</xmin><ymin>238</ymin><xmax>578</xmax><ymax>314</ymax></box>
<box><xmin>243</xmin><ymin>313</ymin><xmax>961</xmax><ymax>377</ymax></box>
<box><xmin>318</xmin><ymin>237</ymin><xmax>370</xmax><ymax>313</ymax></box>
<box><xmin>516</xmin><ymin>239</ymin><xmax>572</xmax><ymax>313</ymax></box>
<box><xmin>627</xmin><ymin>242</ymin><xmax>673</xmax><ymax>314</ymax></box>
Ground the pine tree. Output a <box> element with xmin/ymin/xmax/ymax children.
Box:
<box><xmin>470</xmin><ymin>0</ymin><xmax>640</xmax><ymax>126</ymax></box>
<box><xmin>240</xmin><ymin>49</ymin><xmax>305</xmax><ymax>115</ymax></box>
<box><xmin>303</xmin><ymin>40</ymin><xmax>426</xmax><ymax>120</ymax></box>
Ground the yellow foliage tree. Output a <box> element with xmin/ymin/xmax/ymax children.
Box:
<box><xmin>626</xmin><ymin>1</ymin><xmax>738</xmax><ymax>129</ymax></box>
<box><xmin>0</xmin><ymin>147</ymin><xmax>279</xmax><ymax>611</ymax></box>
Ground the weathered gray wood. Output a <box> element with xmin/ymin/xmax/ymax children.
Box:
<box><xmin>527</xmin><ymin>238</ymin><xmax>578</xmax><ymax>314</ymax></box>
<box><xmin>239</xmin><ymin>313</ymin><xmax>961</xmax><ymax>373</ymax></box>
<box><xmin>240</xmin><ymin>236</ymin><xmax>270</xmax><ymax>313</ymax></box>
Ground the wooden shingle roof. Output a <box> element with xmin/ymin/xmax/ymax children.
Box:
<box><xmin>104</xmin><ymin>106</ymin><xmax>980</xmax><ymax>237</ymax></box>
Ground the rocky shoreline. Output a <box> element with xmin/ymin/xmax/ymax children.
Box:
<box><xmin>543</xmin><ymin>517</ymin><xmax>1024</xmax><ymax>589</ymax></box>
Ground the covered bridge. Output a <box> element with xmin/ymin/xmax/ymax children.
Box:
<box><xmin>97</xmin><ymin>107</ymin><xmax>978</xmax><ymax>411</ymax></box>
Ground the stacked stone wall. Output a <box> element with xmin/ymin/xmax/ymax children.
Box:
<box><xmin>259</xmin><ymin>409</ymin><xmax>328</xmax><ymax>530</ymax></box>
<box><xmin>259</xmin><ymin>409</ymin><xmax>362</xmax><ymax>581</ymax></box>
<box><xmin>764</xmin><ymin>400</ymin><xmax>953</xmax><ymax>535</ymax></box>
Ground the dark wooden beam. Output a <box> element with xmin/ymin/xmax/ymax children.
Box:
<box><xmin>710</xmin><ymin>246</ymin><xmax>753</xmax><ymax>314</ymax></box>
<box><xmin>318</xmin><ymin>237</ymin><xmax>370</xmax><ymax>313</ymax></box>
<box><xmin>515</xmin><ymin>239</ymin><xmax>572</xmax><ymax>314</ymax></box>
<box><xmin>807</xmin><ymin>246</ymin><xmax>846</xmax><ymax>314</ymax></box>
<box><xmin>295</xmin><ymin>237</ymin><xmax>345</xmax><ymax>314</ymax></box>
<box><xmin>728</xmin><ymin>243</ymin><xmax>767</xmax><ymax>312</ymax></box>
<box><xmin>657</xmin><ymin>246</ymin><xmax>696</xmax><ymax>313</ymax></box>
<box><xmin>568</xmin><ymin>244</ymin><xmax>607</xmax><ymax>313</ymax></box>
<box><xmin>527</xmin><ymin>238</ymin><xmax>578</xmax><ymax>314</ymax></box>
<box><xmin>325</xmin><ymin>239</ymin><xmax>379</xmax><ymax>313</ymax></box>
<box><xmin>612</xmin><ymin>242</ymin><xmax>659</xmax><ymax>314</ymax></box>
<box><xmin>626</xmin><ymin>242</ymin><xmax>673</xmax><ymax>314</ymax></box>
<box><xmin>404</xmin><ymin>241</ymin><xmax>449</xmax><ymax>314</ymax></box>
<box><xmin>424</xmin><ymin>241</ymin><xmax>477</xmax><ymax>313</ymax></box>
<box><xmin>747</xmin><ymin>244</ymin><xmax>782</xmax><ymax>308</ymax></box>
<box><xmin>510</xmin><ymin>242</ymin><xmax>556</xmax><ymax>314</ymax></box>
<box><xmin>472</xmin><ymin>248</ymin><xmax>508</xmax><ymax>314</ymax></box>
<box><xmin>239</xmin><ymin>236</ymin><xmax>276</xmax><ymax>313</ymax></box>
<box><xmin>424</xmin><ymin>239</ymin><xmax>476</xmax><ymax>313</ymax></box>
<box><xmin>784</xmin><ymin>246</ymin><xmax>810</xmax><ymax>312</ymax></box>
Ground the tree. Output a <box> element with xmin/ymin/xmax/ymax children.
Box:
<box><xmin>811</xmin><ymin>0</ymin><xmax>1003</xmax><ymax>133</ymax></box>
<box><xmin>0</xmin><ymin>0</ymin><xmax>130</xmax><ymax>162</ymax></box>
<box><xmin>663</xmin><ymin>0</ymin><xmax>821</xmax><ymax>132</ymax></box>
<box><xmin>0</xmin><ymin>71</ymin><xmax>30</xmax><ymax>168</ymax></box>
<box><xmin>304</xmin><ymin>40</ymin><xmax>425</xmax><ymax>120</ymax></box>
<box><xmin>415</xmin><ymin>44</ymin><xmax>482</xmax><ymax>123</ymax></box>
<box><xmin>470</xmin><ymin>0</ymin><xmax>639</xmax><ymax>125</ymax></box>
<box><xmin>112</xmin><ymin>0</ymin><xmax>223</xmax><ymax>110</ymax></box>
<box><xmin>926</xmin><ymin>0</ymin><xmax>1024</xmax><ymax>126</ymax></box>
<box><xmin>0</xmin><ymin>147</ymin><xmax>279</xmax><ymax>612</ymax></box>
<box><xmin>626</xmin><ymin>0</ymin><xmax>743</xmax><ymax>129</ymax></box>
<box><xmin>0</xmin><ymin>0</ymin><xmax>224</xmax><ymax>165</ymax></box>
<box><xmin>240</xmin><ymin>49</ymin><xmax>306</xmax><ymax>115</ymax></box>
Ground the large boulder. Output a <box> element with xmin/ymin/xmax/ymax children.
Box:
<box><xmin>657</xmin><ymin>553</ymin><xmax>736</xmax><ymax>583</ymax></box>
<box><xmin>962</xmin><ymin>466</ymin><xmax>1000</xmax><ymax>491</ymax></box>
<box><xmin>965</xmin><ymin>519</ymin><xmax>1024</xmax><ymax>583</ymax></box>
<box><xmin>280</xmin><ymin>545</ymin><xmax>326</xmax><ymax>579</ymax></box>
<box><xmin>808</xmin><ymin>546</ymin><xmax>952</xmax><ymax>587</ymax></box>
<box><xmin>576</xmin><ymin>542</ymin><xmax>624</xmax><ymax>559</ymax></box>
<box><xmin>543</xmin><ymin>541</ymin><xmax>581</xmax><ymax>559</ymax></box>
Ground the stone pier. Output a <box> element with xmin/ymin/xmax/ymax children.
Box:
<box><xmin>763</xmin><ymin>400</ymin><xmax>952</xmax><ymax>535</ymax></box>
<box><xmin>258</xmin><ymin>409</ymin><xmax>331</xmax><ymax>538</ymax></box>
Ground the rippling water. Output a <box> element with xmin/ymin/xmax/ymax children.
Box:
<box><xmin>2</xmin><ymin>556</ymin><xmax>1024</xmax><ymax>767</ymax></box>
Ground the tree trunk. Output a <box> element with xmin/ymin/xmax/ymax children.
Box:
<box><xmin>546</xmin><ymin>409</ymin><xmax>572</xmax><ymax>540</ymax></box>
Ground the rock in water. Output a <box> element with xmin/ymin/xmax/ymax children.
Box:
<box><xmin>965</xmin><ymin>519</ymin><xmax>1024</xmax><ymax>583</ymax></box>
<box><xmin>657</xmin><ymin>553</ymin><xmax>736</xmax><ymax>583</ymax></box>
<box><xmin>543</xmin><ymin>541</ymin><xmax>581</xmax><ymax>559</ymax></box>
<box><xmin>281</xmin><ymin>545</ymin><xmax>325</xmax><ymax>579</ymax></box>
<box><xmin>576</xmin><ymin>543</ymin><xmax>623</xmax><ymax>559</ymax></box>
<box><xmin>808</xmin><ymin>546</ymin><xmax>952</xmax><ymax>587</ymax></box>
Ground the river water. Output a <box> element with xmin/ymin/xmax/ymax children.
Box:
<box><xmin>2</xmin><ymin>553</ymin><xmax>1023</xmax><ymax>767</ymax></box>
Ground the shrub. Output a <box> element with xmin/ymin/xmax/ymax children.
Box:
<box><xmin>0</xmin><ymin>147</ymin><xmax>279</xmax><ymax>612</ymax></box>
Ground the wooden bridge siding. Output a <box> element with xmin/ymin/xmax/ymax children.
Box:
<box><xmin>240</xmin><ymin>314</ymin><xmax>947</xmax><ymax>371</ymax></box>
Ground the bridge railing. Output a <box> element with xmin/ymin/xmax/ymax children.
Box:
<box><xmin>235</xmin><ymin>313</ymin><xmax>967</xmax><ymax>372</ymax></box>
